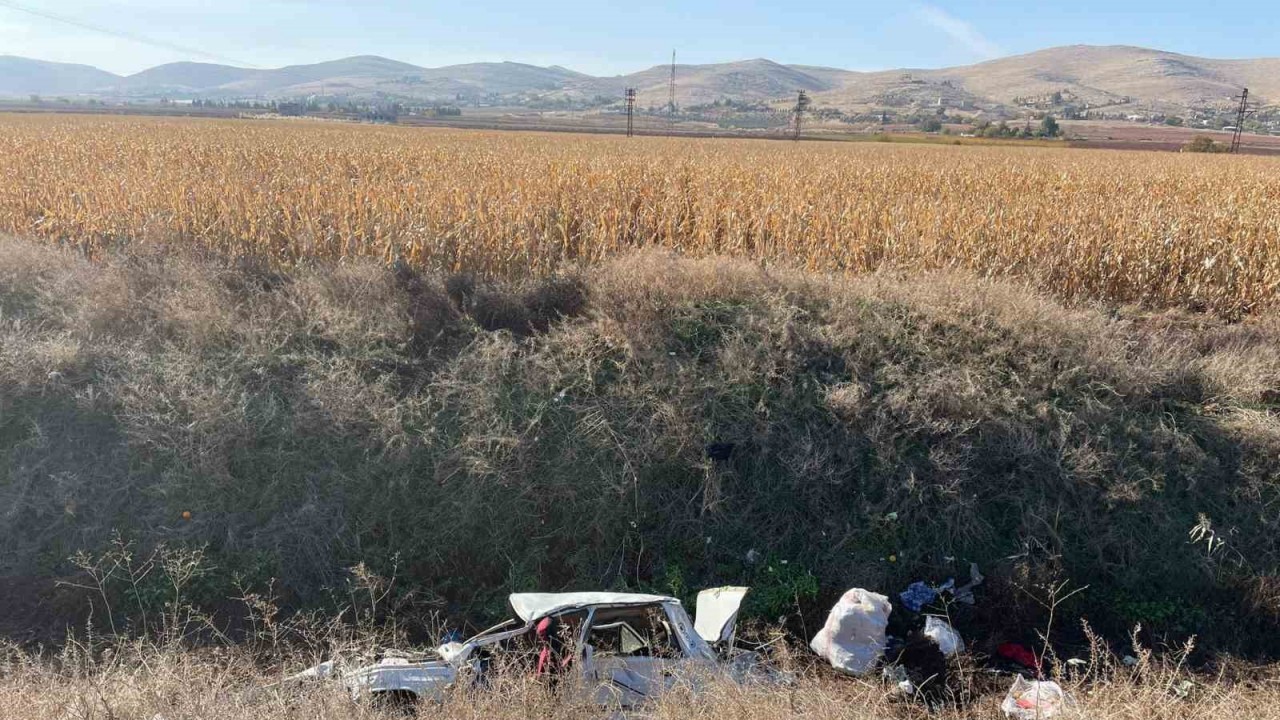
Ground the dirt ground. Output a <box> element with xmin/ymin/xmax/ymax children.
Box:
<box><xmin>1065</xmin><ymin>120</ymin><xmax>1280</xmax><ymax>154</ymax></box>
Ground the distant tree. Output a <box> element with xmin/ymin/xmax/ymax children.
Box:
<box><xmin>920</xmin><ymin>117</ymin><xmax>943</xmax><ymax>133</ymax></box>
<box><xmin>1039</xmin><ymin>115</ymin><xmax>1062</xmax><ymax>138</ymax></box>
<box><xmin>361</xmin><ymin>103</ymin><xmax>401</xmax><ymax>123</ymax></box>
<box><xmin>1183</xmin><ymin>135</ymin><xmax>1226</xmax><ymax>153</ymax></box>
<box><xmin>1164</xmin><ymin>116</ymin><xmax>1184</xmax><ymax>127</ymax></box>
<box><xmin>29</xmin><ymin>94</ymin><xmax>40</xmax><ymax>104</ymax></box>
<box><xmin>982</xmin><ymin>120</ymin><xmax>1012</xmax><ymax>138</ymax></box>
<box><xmin>1051</xmin><ymin>91</ymin><xmax>1064</xmax><ymax>105</ymax></box>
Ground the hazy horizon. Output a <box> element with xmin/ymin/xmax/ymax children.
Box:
<box><xmin>1</xmin><ymin>0</ymin><xmax>1277</xmax><ymax>77</ymax></box>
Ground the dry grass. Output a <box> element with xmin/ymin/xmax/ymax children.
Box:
<box><xmin>3</xmin><ymin>233</ymin><xmax>1280</xmax><ymax>656</ymax></box>
<box><xmin>3</xmin><ymin>634</ymin><xmax>1279</xmax><ymax>720</ymax></box>
<box><xmin>2</xmin><ymin>114</ymin><xmax>1279</xmax><ymax>316</ymax></box>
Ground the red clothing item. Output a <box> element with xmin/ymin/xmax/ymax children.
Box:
<box><xmin>535</xmin><ymin>618</ymin><xmax>555</xmax><ymax>675</ymax></box>
<box><xmin>534</xmin><ymin>617</ymin><xmax>572</xmax><ymax>676</ymax></box>
<box><xmin>997</xmin><ymin>643</ymin><xmax>1042</xmax><ymax>675</ymax></box>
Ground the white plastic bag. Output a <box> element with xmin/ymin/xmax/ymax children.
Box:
<box><xmin>809</xmin><ymin>588</ymin><xmax>891</xmax><ymax>676</ymax></box>
<box><xmin>923</xmin><ymin>616</ymin><xmax>965</xmax><ymax>657</ymax></box>
<box><xmin>1001</xmin><ymin>676</ymin><xmax>1072</xmax><ymax>719</ymax></box>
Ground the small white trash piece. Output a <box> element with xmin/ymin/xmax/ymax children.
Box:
<box><xmin>923</xmin><ymin>616</ymin><xmax>964</xmax><ymax>657</ymax></box>
<box><xmin>1001</xmin><ymin>676</ymin><xmax>1073</xmax><ymax>719</ymax></box>
<box><xmin>809</xmin><ymin>588</ymin><xmax>891</xmax><ymax>676</ymax></box>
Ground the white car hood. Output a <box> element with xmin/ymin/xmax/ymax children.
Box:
<box><xmin>694</xmin><ymin>587</ymin><xmax>749</xmax><ymax>644</ymax></box>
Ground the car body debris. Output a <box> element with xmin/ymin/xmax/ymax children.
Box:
<box><xmin>275</xmin><ymin>562</ymin><xmax>1074</xmax><ymax>714</ymax></box>
<box><xmin>281</xmin><ymin>588</ymin><xmax>763</xmax><ymax>707</ymax></box>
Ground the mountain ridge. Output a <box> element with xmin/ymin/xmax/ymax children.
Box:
<box><xmin>3</xmin><ymin>46</ymin><xmax>1276</xmax><ymax>114</ymax></box>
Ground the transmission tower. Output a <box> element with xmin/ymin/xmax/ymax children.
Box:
<box><xmin>792</xmin><ymin>90</ymin><xmax>811</xmax><ymax>141</ymax></box>
<box><xmin>625</xmin><ymin>88</ymin><xmax>637</xmax><ymax>137</ymax></box>
<box><xmin>667</xmin><ymin>50</ymin><xmax>677</xmax><ymax>135</ymax></box>
<box><xmin>1230</xmin><ymin>88</ymin><xmax>1255</xmax><ymax>154</ymax></box>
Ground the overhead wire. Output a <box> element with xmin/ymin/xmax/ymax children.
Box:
<box><xmin>0</xmin><ymin>0</ymin><xmax>259</xmax><ymax>67</ymax></box>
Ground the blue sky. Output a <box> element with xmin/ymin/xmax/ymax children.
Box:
<box><xmin>1</xmin><ymin>0</ymin><xmax>1276</xmax><ymax>76</ymax></box>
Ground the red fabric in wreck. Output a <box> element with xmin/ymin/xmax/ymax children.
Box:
<box><xmin>997</xmin><ymin>643</ymin><xmax>1042</xmax><ymax>675</ymax></box>
<box><xmin>535</xmin><ymin>617</ymin><xmax>554</xmax><ymax>675</ymax></box>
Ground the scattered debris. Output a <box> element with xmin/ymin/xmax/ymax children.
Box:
<box><xmin>923</xmin><ymin>616</ymin><xmax>964</xmax><ymax>657</ymax></box>
<box><xmin>1001</xmin><ymin>677</ymin><xmax>1072</xmax><ymax>719</ymax></box>
<box><xmin>952</xmin><ymin>563</ymin><xmax>984</xmax><ymax>604</ymax></box>
<box><xmin>1172</xmin><ymin>679</ymin><xmax>1194</xmax><ymax>699</ymax></box>
<box><xmin>1123</xmin><ymin>655</ymin><xmax>1140</xmax><ymax>667</ymax></box>
<box><xmin>898</xmin><ymin>563</ymin><xmax>983</xmax><ymax>611</ymax></box>
<box><xmin>899</xmin><ymin>582</ymin><xmax>940</xmax><ymax>613</ymax></box>
<box><xmin>883</xmin><ymin>664</ymin><xmax>916</xmax><ymax>697</ymax></box>
<box><xmin>997</xmin><ymin>643</ymin><xmax>1042</xmax><ymax>675</ymax></box>
<box><xmin>892</xmin><ymin>632</ymin><xmax>951</xmax><ymax>707</ymax></box>
<box><xmin>810</xmin><ymin>588</ymin><xmax>892</xmax><ymax>676</ymax></box>
<box><xmin>745</xmin><ymin>548</ymin><xmax>761</xmax><ymax>564</ymax></box>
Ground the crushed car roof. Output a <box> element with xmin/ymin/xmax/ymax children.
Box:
<box><xmin>508</xmin><ymin>592</ymin><xmax>676</xmax><ymax>623</ymax></box>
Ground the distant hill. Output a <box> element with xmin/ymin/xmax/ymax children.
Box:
<box><xmin>413</xmin><ymin>62</ymin><xmax>589</xmax><ymax>96</ymax></box>
<box><xmin>1</xmin><ymin>46</ymin><xmax>1275</xmax><ymax>114</ymax></box>
<box><xmin>45</xmin><ymin>55</ymin><xmax>591</xmax><ymax>103</ymax></box>
<box><xmin>114</xmin><ymin>62</ymin><xmax>261</xmax><ymax>94</ymax></box>
<box><xmin>568</xmin><ymin>58</ymin><xmax>845</xmax><ymax>107</ymax></box>
<box><xmin>924</xmin><ymin>45</ymin><xmax>1280</xmax><ymax>111</ymax></box>
<box><xmin>0</xmin><ymin>56</ymin><xmax>120</xmax><ymax>96</ymax></box>
<box><xmin>806</xmin><ymin>46</ymin><xmax>1280</xmax><ymax>115</ymax></box>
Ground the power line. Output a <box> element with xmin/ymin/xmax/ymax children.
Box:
<box><xmin>792</xmin><ymin>90</ymin><xmax>810</xmax><ymax>141</ymax></box>
<box><xmin>0</xmin><ymin>0</ymin><xmax>259</xmax><ymax>67</ymax></box>
<box><xmin>1230</xmin><ymin>88</ymin><xmax>1255</xmax><ymax>154</ymax></box>
<box><xmin>667</xmin><ymin>49</ymin><xmax>676</xmax><ymax>136</ymax></box>
<box><xmin>625</xmin><ymin>87</ymin><xmax>636</xmax><ymax>137</ymax></box>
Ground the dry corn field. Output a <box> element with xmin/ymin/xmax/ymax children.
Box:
<box><xmin>2</xmin><ymin>113</ymin><xmax>1279</xmax><ymax>315</ymax></box>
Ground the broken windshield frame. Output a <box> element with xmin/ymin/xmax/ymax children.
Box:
<box><xmin>467</xmin><ymin>618</ymin><xmax>522</xmax><ymax>641</ymax></box>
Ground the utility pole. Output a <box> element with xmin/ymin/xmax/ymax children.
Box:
<box><xmin>792</xmin><ymin>90</ymin><xmax>811</xmax><ymax>141</ymax></box>
<box><xmin>625</xmin><ymin>88</ymin><xmax>637</xmax><ymax>137</ymax></box>
<box><xmin>667</xmin><ymin>50</ymin><xmax>677</xmax><ymax>136</ymax></box>
<box><xmin>1230</xmin><ymin>88</ymin><xmax>1254</xmax><ymax>154</ymax></box>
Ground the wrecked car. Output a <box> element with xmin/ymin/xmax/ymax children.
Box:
<box><xmin>285</xmin><ymin>587</ymin><xmax>754</xmax><ymax>706</ymax></box>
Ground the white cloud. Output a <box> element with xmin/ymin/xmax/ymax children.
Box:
<box><xmin>913</xmin><ymin>5</ymin><xmax>1003</xmax><ymax>60</ymax></box>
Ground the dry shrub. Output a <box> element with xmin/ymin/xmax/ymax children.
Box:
<box><xmin>293</xmin><ymin>264</ymin><xmax>411</xmax><ymax>350</ymax></box>
<box><xmin>2</xmin><ymin>630</ymin><xmax>1280</xmax><ymax>720</ymax></box>
<box><xmin>522</xmin><ymin>275</ymin><xmax>589</xmax><ymax>331</ymax></box>
<box><xmin>3</xmin><ymin>235</ymin><xmax>1280</xmax><ymax>658</ymax></box>
<box><xmin>470</xmin><ymin>289</ymin><xmax>533</xmax><ymax>334</ymax></box>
